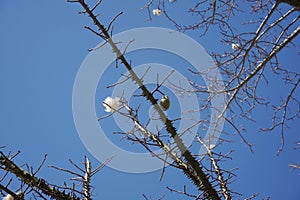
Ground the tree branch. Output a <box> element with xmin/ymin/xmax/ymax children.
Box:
<box><xmin>72</xmin><ymin>0</ymin><xmax>221</xmax><ymax>199</ymax></box>
<box><xmin>0</xmin><ymin>151</ymin><xmax>80</xmax><ymax>200</ymax></box>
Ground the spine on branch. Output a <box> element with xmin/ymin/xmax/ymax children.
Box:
<box><xmin>73</xmin><ymin>0</ymin><xmax>221</xmax><ymax>199</ymax></box>
<box><xmin>0</xmin><ymin>152</ymin><xmax>80</xmax><ymax>200</ymax></box>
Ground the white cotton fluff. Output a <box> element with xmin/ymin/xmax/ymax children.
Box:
<box><xmin>103</xmin><ymin>97</ymin><xmax>120</xmax><ymax>113</ymax></box>
<box><xmin>231</xmin><ymin>43</ymin><xmax>240</xmax><ymax>50</ymax></box>
<box><xmin>152</xmin><ymin>9</ymin><xmax>162</xmax><ymax>16</ymax></box>
<box><xmin>2</xmin><ymin>194</ymin><xmax>14</xmax><ymax>200</ymax></box>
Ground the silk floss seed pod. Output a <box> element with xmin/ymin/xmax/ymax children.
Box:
<box><xmin>160</xmin><ymin>95</ymin><xmax>170</xmax><ymax>111</ymax></box>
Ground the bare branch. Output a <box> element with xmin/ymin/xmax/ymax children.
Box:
<box><xmin>0</xmin><ymin>151</ymin><xmax>80</xmax><ymax>200</ymax></box>
<box><xmin>73</xmin><ymin>1</ymin><xmax>221</xmax><ymax>198</ymax></box>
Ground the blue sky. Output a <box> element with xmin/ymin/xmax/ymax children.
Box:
<box><xmin>0</xmin><ymin>1</ymin><xmax>299</xmax><ymax>199</ymax></box>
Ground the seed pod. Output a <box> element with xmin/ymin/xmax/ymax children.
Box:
<box><xmin>160</xmin><ymin>95</ymin><xmax>170</xmax><ymax>111</ymax></box>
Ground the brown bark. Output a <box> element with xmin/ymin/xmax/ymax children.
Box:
<box><xmin>278</xmin><ymin>0</ymin><xmax>300</xmax><ymax>9</ymax></box>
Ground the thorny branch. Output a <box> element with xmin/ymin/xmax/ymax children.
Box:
<box><xmin>1</xmin><ymin>149</ymin><xmax>111</xmax><ymax>200</ymax></box>
<box><xmin>151</xmin><ymin>0</ymin><xmax>300</xmax><ymax>155</ymax></box>
<box><xmin>0</xmin><ymin>151</ymin><xmax>80</xmax><ymax>200</ymax></box>
<box><xmin>119</xmin><ymin>100</ymin><xmax>233</xmax><ymax>199</ymax></box>
<box><xmin>69</xmin><ymin>0</ymin><xmax>223</xmax><ymax>199</ymax></box>
<box><xmin>67</xmin><ymin>0</ymin><xmax>299</xmax><ymax>199</ymax></box>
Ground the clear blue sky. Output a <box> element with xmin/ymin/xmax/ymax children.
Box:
<box><xmin>0</xmin><ymin>1</ymin><xmax>299</xmax><ymax>199</ymax></box>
